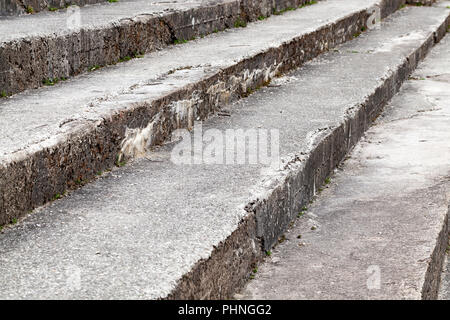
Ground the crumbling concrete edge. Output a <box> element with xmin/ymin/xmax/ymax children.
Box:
<box><xmin>422</xmin><ymin>204</ymin><xmax>449</xmax><ymax>299</ymax></box>
<box><xmin>164</xmin><ymin>13</ymin><xmax>449</xmax><ymax>300</ymax></box>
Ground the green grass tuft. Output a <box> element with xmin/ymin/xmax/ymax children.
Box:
<box><xmin>118</xmin><ymin>56</ymin><xmax>132</xmax><ymax>62</ymax></box>
<box><xmin>52</xmin><ymin>193</ymin><xmax>62</xmax><ymax>201</ymax></box>
<box><xmin>273</xmin><ymin>6</ymin><xmax>295</xmax><ymax>15</ymax></box>
<box><xmin>42</xmin><ymin>78</ymin><xmax>59</xmax><ymax>86</ymax></box>
<box><xmin>174</xmin><ymin>38</ymin><xmax>188</xmax><ymax>45</ymax></box>
<box><xmin>234</xmin><ymin>18</ymin><xmax>247</xmax><ymax>28</ymax></box>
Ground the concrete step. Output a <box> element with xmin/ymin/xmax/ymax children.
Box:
<box><xmin>0</xmin><ymin>0</ymin><xmax>107</xmax><ymax>16</ymax></box>
<box><xmin>1</xmin><ymin>0</ymin><xmax>242</xmax><ymax>95</ymax></box>
<box><xmin>0</xmin><ymin>0</ymin><xmax>402</xmax><ymax>96</ymax></box>
<box><xmin>239</xmin><ymin>30</ymin><xmax>450</xmax><ymax>300</ymax></box>
<box><xmin>0</xmin><ymin>5</ymin><xmax>448</xmax><ymax>299</ymax></box>
<box><xmin>0</xmin><ymin>0</ymin><xmax>406</xmax><ymax>226</ymax></box>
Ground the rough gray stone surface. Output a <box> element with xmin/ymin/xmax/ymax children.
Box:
<box><xmin>407</xmin><ymin>0</ymin><xmax>436</xmax><ymax>5</ymax></box>
<box><xmin>0</xmin><ymin>6</ymin><xmax>447</xmax><ymax>299</ymax></box>
<box><xmin>240</xmin><ymin>33</ymin><xmax>450</xmax><ymax>300</ymax></box>
<box><xmin>439</xmin><ymin>237</ymin><xmax>450</xmax><ymax>299</ymax></box>
<box><xmin>0</xmin><ymin>0</ymin><xmax>366</xmax><ymax>95</ymax></box>
<box><xmin>0</xmin><ymin>0</ymin><xmax>395</xmax><ymax>225</ymax></box>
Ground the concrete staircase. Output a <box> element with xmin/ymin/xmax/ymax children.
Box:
<box><xmin>0</xmin><ymin>0</ymin><xmax>399</xmax><ymax>227</ymax></box>
<box><xmin>0</xmin><ymin>0</ymin><xmax>449</xmax><ymax>299</ymax></box>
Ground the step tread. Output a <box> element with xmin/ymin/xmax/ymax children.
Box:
<box><xmin>0</xmin><ymin>6</ymin><xmax>448</xmax><ymax>299</ymax></box>
<box><xmin>0</xmin><ymin>0</ymin><xmax>380</xmax><ymax>161</ymax></box>
<box><xmin>240</xmin><ymin>34</ymin><xmax>450</xmax><ymax>300</ymax></box>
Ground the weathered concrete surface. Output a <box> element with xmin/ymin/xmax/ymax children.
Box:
<box><xmin>0</xmin><ymin>7</ymin><xmax>447</xmax><ymax>299</ymax></box>
<box><xmin>0</xmin><ymin>0</ymin><xmax>107</xmax><ymax>16</ymax></box>
<box><xmin>0</xmin><ymin>0</ymin><xmax>398</xmax><ymax>95</ymax></box>
<box><xmin>0</xmin><ymin>0</ymin><xmax>407</xmax><ymax>226</ymax></box>
<box><xmin>438</xmin><ymin>238</ymin><xmax>450</xmax><ymax>299</ymax></box>
<box><xmin>240</xmin><ymin>33</ymin><xmax>450</xmax><ymax>300</ymax></box>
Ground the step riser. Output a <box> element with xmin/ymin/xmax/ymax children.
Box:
<box><xmin>0</xmin><ymin>0</ymin><xmax>291</xmax><ymax>95</ymax></box>
<box><xmin>383</xmin><ymin>0</ymin><xmax>407</xmax><ymax>16</ymax></box>
<box><xmin>164</xmin><ymin>16</ymin><xmax>450</xmax><ymax>300</ymax></box>
<box><xmin>438</xmin><ymin>207</ymin><xmax>450</xmax><ymax>300</ymax></box>
<box><xmin>0</xmin><ymin>0</ymin><xmax>406</xmax><ymax>96</ymax></box>
<box><xmin>0</xmin><ymin>4</ymin><xmax>391</xmax><ymax>225</ymax></box>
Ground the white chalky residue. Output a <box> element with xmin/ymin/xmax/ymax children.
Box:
<box><xmin>118</xmin><ymin>92</ymin><xmax>202</xmax><ymax>161</ymax></box>
<box><xmin>118</xmin><ymin>113</ymin><xmax>161</xmax><ymax>161</ymax></box>
<box><xmin>171</xmin><ymin>92</ymin><xmax>200</xmax><ymax>130</ymax></box>
<box><xmin>117</xmin><ymin>61</ymin><xmax>284</xmax><ymax>162</ymax></box>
